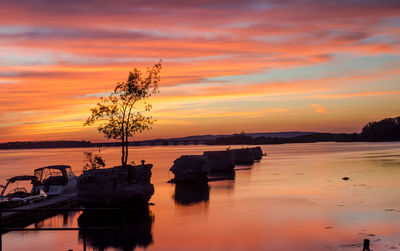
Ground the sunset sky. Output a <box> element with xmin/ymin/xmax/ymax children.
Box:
<box><xmin>0</xmin><ymin>0</ymin><xmax>400</xmax><ymax>142</ymax></box>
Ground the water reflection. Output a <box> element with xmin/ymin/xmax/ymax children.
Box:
<box><xmin>208</xmin><ymin>170</ymin><xmax>235</xmax><ymax>181</ymax></box>
<box><xmin>174</xmin><ymin>182</ymin><xmax>210</xmax><ymax>206</ymax></box>
<box><xmin>78</xmin><ymin>207</ymin><xmax>154</xmax><ymax>251</ymax></box>
<box><xmin>3</xmin><ymin>143</ymin><xmax>400</xmax><ymax>250</ymax></box>
<box><xmin>34</xmin><ymin>211</ymin><xmax>78</xmax><ymax>228</ymax></box>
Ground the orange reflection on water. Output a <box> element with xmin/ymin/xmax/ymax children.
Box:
<box><xmin>1</xmin><ymin>142</ymin><xmax>400</xmax><ymax>250</ymax></box>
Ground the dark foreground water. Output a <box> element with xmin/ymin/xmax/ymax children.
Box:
<box><xmin>1</xmin><ymin>142</ymin><xmax>400</xmax><ymax>250</ymax></box>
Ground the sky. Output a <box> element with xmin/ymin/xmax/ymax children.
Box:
<box><xmin>0</xmin><ymin>0</ymin><xmax>400</xmax><ymax>142</ymax></box>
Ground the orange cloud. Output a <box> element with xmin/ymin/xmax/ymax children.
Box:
<box><xmin>313</xmin><ymin>90</ymin><xmax>400</xmax><ymax>99</ymax></box>
<box><xmin>0</xmin><ymin>0</ymin><xmax>399</xmax><ymax>141</ymax></box>
<box><xmin>310</xmin><ymin>104</ymin><xmax>327</xmax><ymax>113</ymax></box>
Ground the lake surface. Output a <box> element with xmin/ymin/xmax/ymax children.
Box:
<box><xmin>1</xmin><ymin>142</ymin><xmax>400</xmax><ymax>250</ymax></box>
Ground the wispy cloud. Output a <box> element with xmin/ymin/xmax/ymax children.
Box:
<box><xmin>310</xmin><ymin>104</ymin><xmax>327</xmax><ymax>113</ymax></box>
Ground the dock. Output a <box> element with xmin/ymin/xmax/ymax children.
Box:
<box><xmin>0</xmin><ymin>190</ymin><xmax>78</xmax><ymax>230</ymax></box>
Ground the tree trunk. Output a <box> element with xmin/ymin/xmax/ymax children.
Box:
<box><xmin>121</xmin><ymin>127</ymin><xmax>126</xmax><ymax>166</ymax></box>
<box><xmin>121</xmin><ymin>136</ymin><xmax>126</xmax><ymax>166</ymax></box>
<box><xmin>124</xmin><ymin>134</ymin><xmax>129</xmax><ymax>165</ymax></box>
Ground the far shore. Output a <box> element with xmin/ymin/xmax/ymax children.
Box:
<box><xmin>1</xmin><ymin>137</ymin><xmax>399</xmax><ymax>151</ymax></box>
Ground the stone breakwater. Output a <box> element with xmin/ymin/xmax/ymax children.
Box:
<box><xmin>204</xmin><ymin>150</ymin><xmax>235</xmax><ymax>172</ymax></box>
<box><xmin>169</xmin><ymin>155</ymin><xmax>210</xmax><ymax>183</ymax></box>
<box><xmin>170</xmin><ymin>146</ymin><xmax>265</xmax><ymax>183</ymax></box>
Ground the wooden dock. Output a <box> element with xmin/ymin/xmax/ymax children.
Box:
<box><xmin>0</xmin><ymin>190</ymin><xmax>78</xmax><ymax>230</ymax></box>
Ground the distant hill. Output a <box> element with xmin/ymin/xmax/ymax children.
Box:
<box><xmin>207</xmin><ymin>132</ymin><xmax>361</xmax><ymax>145</ymax></box>
<box><xmin>152</xmin><ymin>131</ymin><xmax>315</xmax><ymax>142</ymax></box>
<box><xmin>1</xmin><ymin>116</ymin><xmax>399</xmax><ymax>149</ymax></box>
<box><xmin>0</xmin><ymin>140</ymin><xmax>93</xmax><ymax>149</ymax></box>
<box><xmin>0</xmin><ymin>132</ymin><xmax>316</xmax><ymax>149</ymax></box>
<box><xmin>207</xmin><ymin>116</ymin><xmax>400</xmax><ymax>145</ymax></box>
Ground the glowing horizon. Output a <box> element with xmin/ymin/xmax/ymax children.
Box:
<box><xmin>0</xmin><ymin>0</ymin><xmax>400</xmax><ymax>142</ymax></box>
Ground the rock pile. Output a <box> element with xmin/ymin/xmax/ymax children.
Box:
<box><xmin>232</xmin><ymin>148</ymin><xmax>254</xmax><ymax>165</ymax></box>
<box><xmin>169</xmin><ymin>155</ymin><xmax>210</xmax><ymax>183</ymax></box>
<box><xmin>77</xmin><ymin>164</ymin><xmax>154</xmax><ymax>208</ymax></box>
<box><xmin>169</xmin><ymin>146</ymin><xmax>265</xmax><ymax>183</ymax></box>
<box><xmin>250</xmin><ymin>146</ymin><xmax>263</xmax><ymax>160</ymax></box>
<box><xmin>204</xmin><ymin>150</ymin><xmax>235</xmax><ymax>171</ymax></box>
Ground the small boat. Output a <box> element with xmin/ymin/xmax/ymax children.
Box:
<box><xmin>0</xmin><ymin>175</ymin><xmax>47</xmax><ymax>209</ymax></box>
<box><xmin>33</xmin><ymin>165</ymin><xmax>77</xmax><ymax>196</ymax></box>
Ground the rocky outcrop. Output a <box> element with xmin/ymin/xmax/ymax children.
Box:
<box><xmin>232</xmin><ymin>148</ymin><xmax>254</xmax><ymax>165</ymax></box>
<box><xmin>203</xmin><ymin>150</ymin><xmax>235</xmax><ymax>171</ymax></box>
<box><xmin>250</xmin><ymin>146</ymin><xmax>263</xmax><ymax>160</ymax></box>
<box><xmin>169</xmin><ymin>155</ymin><xmax>210</xmax><ymax>183</ymax></box>
<box><xmin>77</xmin><ymin>164</ymin><xmax>154</xmax><ymax>208</ymax></box>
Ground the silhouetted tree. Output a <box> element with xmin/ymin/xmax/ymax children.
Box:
<box><xmin>361</xmin><ymin>116</ymin><xmax>400</xmax><ymax>141</ymax></box>
<box><xmin>85</xmin><ymin>62</ymin><xmax>161</xmax><ymax>166</ymax></box>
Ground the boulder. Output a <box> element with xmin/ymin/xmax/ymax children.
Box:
<box><xmin>170</xmin><ymin>155</ymin><xmax>210</xmax><ymax>183</ymax></box>
<box><xmin>203</xmin><ymin>150</ymin><xmax>235</xmax><ymax>171</ymax></box>
<box><xmin>232</xmin><ymin>148</ymin><xmax>254</xmax><ymax>165</ymax></box>
<box><xmin>77</xmin><ymin>164</ymin><xmax>154</xmax><ymax>208</ymax></box>
<box><xmin>250</xmin><ymin>146</ymin><xmax>263</xmax><ymax>160</ymax></box>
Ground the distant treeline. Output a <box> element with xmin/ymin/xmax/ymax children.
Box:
<box><xmin>207</xmin><ymin>133</ymin><xmax>361</xmax><ymax>145</ymax></box>
<box><xmin>361</xmin><ymin>116</ymin><xmax>400</xmax><ymax>141</ymax></box>
<box><xmin>208</xmin><ymin>116</ymin><xmax>400</xmax><ymax>145</ymax></box>
<box><xmin>0</xmin><ymin>140</ymin><xmax>131</xmax><ymax>149</ymax></box>
<box><xmin>1</xmin><ymin>116</ymin><xmax>399</xmax><ymax>149</ymax></box>
<box><xmin>0</xmin><ymin>140</ymin><xmax>94</xmax><ymax>149</ymax></box>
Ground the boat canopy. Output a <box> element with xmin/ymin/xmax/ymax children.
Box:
<box><xmin>7</xmin><ymin>175</ymin><xmax>38</xmax><ymax>183</ymax></box>
<box><xmin>34</xmin><ymin>165</ymin><xmax>73</xmax><ymax>186</ymax></box>
<box><xmin>1</xmin><ymin>175</ymin><xmax>38</xmax><ymax>197</ymax></box>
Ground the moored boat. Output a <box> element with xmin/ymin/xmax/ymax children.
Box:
<box><xmin>33</xmin><ymin>165</ymin><xmax>77</xmax><ymax>196</ymax></box>
<box><xmin>0</xmin><ymin>175</ymin><xmax>47</xmax><ymax>209</ymax></box>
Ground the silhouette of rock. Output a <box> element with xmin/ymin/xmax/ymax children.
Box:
<box><xmin>250</xmin><ymin>146</ymin><xmax>263</xmax><ymax>160</ymax></box>
<box><xmin>78</xmin><ymin>207</ymin><xmax>153</xmax><ymax>251</ymax></box>
<box><xmin>170</xmin><ymin>155</ymin><xmax>210</xmax><ymax>183</ymax></box>
<box><xmin>342</xmin><ymin>177</ymin><xmax>350</xmax><ymax>181</ymax></box>
<box><xmin>174</xmin><ymin>182</ymin><xmax>210</xmax><ymax>206</ymax></box>
<box><xmin>204</xmin><ymin>150</ymin><xmax>235</xmax><ymax>171</ymax></box>
<box><xmin>77</xmin><ymin>164</ymin><xmax>154</xmax><ymax>208</ymax></box>
<box><xmin>232</xmin><ymin>148</ymin><xmax>254</xmax><ymax>165</ymax></box>
<box><xmin>208</xmin><ymin>170</ymin><xmax>235</xmax><ymax>181</ymax></box>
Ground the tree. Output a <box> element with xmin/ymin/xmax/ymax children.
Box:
<box><xmin>83</xmin><ymin>151</ymin><xmax>106</xmax><ymax>171</ymax></box>
<box><xmin>361</xmin><ymin>116</ymin><xmax>400</xmax><ymax>141</ymax></box>
<box><xmin>84</xmin><ymin>62</ymin><xmax>161</xmax><ymax>166</ymax></box>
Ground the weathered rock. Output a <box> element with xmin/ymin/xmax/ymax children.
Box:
<box><xmin>203</xmin><ymin>150</ymin><xmax>235</xmax><ymax>171</ymax></box>
<box><xmin>232</xmin><ymin>148</ymin><xmax>254</xmax><ymax>165</ymax></box>
<box><xmin>170</xmin><ymin>155</ymin><xmax>210</xmax><ymax>183</ymax></box>
<box><xmin>250</xmin><ymin>146</ymin><xmax>263</xmax><ymax>160</ymax></box>
<box><xmin>77</xmin><ymin>164</ymin><xmax>154</xmax><ymax>208</ymax></box>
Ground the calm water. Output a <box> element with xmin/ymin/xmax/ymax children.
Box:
<box><xmin>1</xmin><ymin>142</ymin><xmax>400</xmax><ymax>250</ymax></box>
